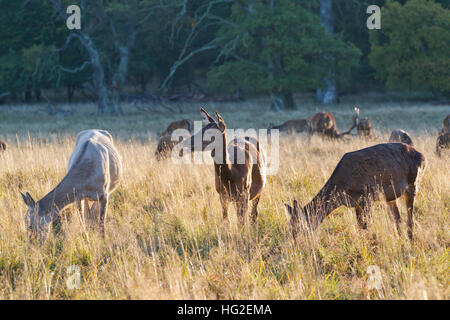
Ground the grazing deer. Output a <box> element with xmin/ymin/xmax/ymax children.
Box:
<box><xmin>284</xmin><ymin>143</ymin><xmax>426</xmax><ymax>240</ymax></box>
<box><xmin>160</xmin><ymin>119</ymin><xmax>193</xmax><ymax>137</ymax></box>
<box><xmin>389</xmin><ymin>129</ymin><xmax>413</xmax><ymax>146</ymax></box>
<box><xmin>155</xmin><ymin>134</ymin><xmax>187</xmax><ymax>160</ymax></box>
<box><xmin>0</xmin><ymin>140</ymin><xmax>7</xmax><ymax>151</ymax></box>
<box><xmin>21</xmin><ymin>129</ymin><xmax>122</xmax><ymax>238</ymax></box>
<box><xmin>180</xmin><ymin>108</ymin><xmax>266</xmax><ymax>224</ymax></box>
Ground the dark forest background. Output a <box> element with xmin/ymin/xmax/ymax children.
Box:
<box><xmin>0</xmin><ymin>0</ymin><xmax>448</xmax><ymax>114</ymax></box>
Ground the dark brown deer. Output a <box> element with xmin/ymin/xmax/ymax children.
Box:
<box><xmin>389</xmin><ymin>129</ymin><xmax>413</xmax><ymax>146</ymax></box>
<box><xmin>357</xmin><ymin>117</ymin><xmax>373</xmax><ymax>138</ymax></box>
<box><xmin>155</xmin><ymin>134</ymin><xmax>187</xmax><ymax>160</ymax></box>
<box><xmin>0</xmin><ymin>140</ymin><xmax>7</xmax><ymax>151</ymax></box>
<box><xmin>284</xmin><ymin>143</ymin><xmax>426</xmax><ymax>240</ymax></box>
<box><xmin>436</xmin><ymin>132</ymin><xmax>450</xmax><ymax>157</ymax></box>
<box><xmin>180</xmin><ymin>108</ymin><xmax>266</xmax><ymax>224</ymax></box>
<box><xmin>160</xmin><ymin>119</ymin><xmax>193</xmax><ymax>137</ymax></box>
<box><xmin>436</xmin><ymin>115</ymin><xmax>450</xmax><ymax>156</ymax></box>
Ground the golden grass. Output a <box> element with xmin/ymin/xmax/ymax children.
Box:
<box><xmin>0</xmin><ymin>99</ymin><xmax>448</xmax><ymax>299</ymax></box>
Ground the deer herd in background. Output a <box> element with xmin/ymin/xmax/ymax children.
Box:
<box><xmin>0</xmin><ymin>109</ymin><xmax>448</xmax><ymax>242</ymax></box>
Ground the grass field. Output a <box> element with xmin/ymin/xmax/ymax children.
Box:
<box><xmin>0</xmin><ymin>94</ymin><xmax>449</xmax><ymax>299</ymax></box>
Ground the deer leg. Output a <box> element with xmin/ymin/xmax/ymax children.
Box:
<box><xmin>219</xmin><ymin>195</ymin><xmax>229</xmax><ymax>221</ymax></box>
<box><xmin>307</xmin><ymin>126</ymin><xmax>313</xmax><ymax>142</ymax></box>
<box><xmin>355</xmin><ymin>206</ymin><xmax>367</xmax><ymax>230</ymax></box>
<box><xmin>86</xmin><ymin>200</ymin><xmax>100</xmax><ymax>226</ymax></box>
<box><xmin>404</xmin><ymin>185</ymin><xmax>416</xmax><ymax>241</ymax></box>
<box><xmin>236</xmin><ymin>194</ymin><xmax>249</xmax><ymax>226</ymax></box>
<box><xmin>355</xmin><ymin>198</ymin><xmax>372</xmax><ymax>230</ymax></box>
<box><xmin>76</xmin><ymin>199</ymin><xmax>87</xmax><ymax>225</ymax></box>
<box><xmin>98</xmin><ymin>196</ymin><xmax>109</xmax><ymax>238</ymax></box>
<box><xmin>387</xmin><ymin>200</ymin><xmax>402</xmax><ymax>234</ymax></box>
<box><xmin>250</xmin><ymin>195</ymin><xmax>260</xmax><ymax>224</ymax></box>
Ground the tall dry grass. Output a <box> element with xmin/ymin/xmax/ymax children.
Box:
<box><xmin>0</xmin><ymin>99</ymin><xmax>448</xmax><ymax>299</ymax></box>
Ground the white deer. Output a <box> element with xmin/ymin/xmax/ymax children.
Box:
<box><xmin>21</xmin><ymin>129</ymin><xmax>122</xmax><ymax>238</ymax></box>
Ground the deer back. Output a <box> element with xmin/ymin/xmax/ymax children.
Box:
<box><xmin>161</xmin><ymin>119</ymin><xmax>193</xmax><ymax>136</ymax></box>
<box><xmin>320</xmin><ymin>143</ymin><xmax>425</xmax><ymax>206</ymax></box>
<box><xmin>215</xmin><ymin>137</ymin><xmax>266</xmax><ymax>200</ymax></box>
<box><xmin>67</xmin><ymin>129</ymin><xmax>122</xmax><ymax>195</ymax></box>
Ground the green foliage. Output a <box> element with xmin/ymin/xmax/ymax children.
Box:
<box><xmin>369</xmin><ymin>0</ymin><xmax>450</xmax><ymax>96</ymax></box>
<box><xmin>207</xmin><ymin>0</ymin><xmax>361</xmax><ymax>98</ymax></box>
<box><xmin>0</xmin><ymin>1</ymin><xmax>56</xmax><ymax>98</ymax></box>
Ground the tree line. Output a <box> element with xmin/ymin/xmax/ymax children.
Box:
<box><xmin>0</xmin><ymin>0</ymin><xmax>448</xmax><ymax>114</ymax></box>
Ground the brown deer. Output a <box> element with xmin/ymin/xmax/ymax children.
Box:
<box><xmin>436</xmin><ymin>115</ymin><xmax>450</xmax><ymax>156</ymax></box>
<box><xmin>268</xmin><ymin>108</ymin><xmax>358</xmax><ymax>138</ymax></box>
<box><xmin>389</xmin><ymin>129</ymin><xmax>413</xmax><ymax>146</ymax></box>
<box><xmin>356</xmin><ymin>117</ymin><xmax>373</xmax><ymax>138</ymax></box>
<box><xmin>180</xmin><ymin>108</ymin><xmax>266</xmax><ymax>224</ymax></box>
<box><xmin>284</xmin><ymin>143</ymin><xmax>426</xmax><ymax>240</ymax></box>
<box><xmin>160</xmin><ymin>119</ymin><xmax>193</xmax><ymax>137</ymax></box>
<box><xmin>21</xmin><ymin>129</ymin><xmax>123</xmax><ymax>238</ymax></box>
<box><xmin>155</xmin><ymin>134</ymin><xmax>187</xmax><ymax>160</ymax></box>
<box><xmin>306</xmin><ymin>109</ymin><xmax>358</xmax><ymax>139</ymax></box>
<box><xmin>0</xmin><ymin>140</ymin><xmax>7</xmax><ymax>151</ymax></box>
<box><xmin>436</xmin><ymin>132</ymin><xmax>450</xmax><ymax>157</ymax></box>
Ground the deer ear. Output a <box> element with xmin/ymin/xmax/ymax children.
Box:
<box><xmin>284</xmin><ymin>203</ymin><xmax>294</xmax><ymax>219</ymax></box>
<box><xmin>21</xmin><ymin>192</ymin><xmax>35</xmax><ymax>207</ymax></box>
<box><xmin>200</xmin><ymin>107</ymin><xmax>215</xmax><ymax>125</ymax></box>
<box><xmin>215</xmin><ymin>112</ymin><xmax>226</xmax><ymax>132</ymax></box>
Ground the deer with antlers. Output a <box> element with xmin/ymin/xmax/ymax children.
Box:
<box><xmin>284</xmin><ymin>143</ymin><xmax>426</xmax><ymax>240</ymax></box>
<box><xmin>180</xmin><ymin>108</ymin><xmax>266</xmax><ymax>224</ymax></box>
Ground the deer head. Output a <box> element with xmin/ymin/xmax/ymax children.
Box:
<box><xmin>179</xmin><ymin>108</ymin><xmax>227</xmax><ymax>161</ymax></box>
<box><xmin>21</xmin><ymin>191</ymin><xmax>55</xmax><ymax>237</ymax></box>
<box><xmin>284</xmin><ymin>200</ymin><xmax>311</xmax><ymax>238</ymax></box>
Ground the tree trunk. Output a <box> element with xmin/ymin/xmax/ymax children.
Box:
<box><xmin>111</xmin><ymin>28</ymin><xmax>136</xmax><ymax>115</ymax></box>
<box><xmin>316</xmin><ymin>0</ymin><xmax>337</xmax><ymax>105</ymax></box>
<box><xmin>79</xmin><ymin>33</ymin><xmax>109</xmax><ymax>114</ymax></box>
<box><xmin>270</xmin><ymin>92</ymin><xmax>282</xmax><ymax>112</ymax></box>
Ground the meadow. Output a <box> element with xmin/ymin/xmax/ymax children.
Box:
<box><xmin>0</xmin><ymin>93</ymin><xmax>448</xmax><ymax>299</ymax></box>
